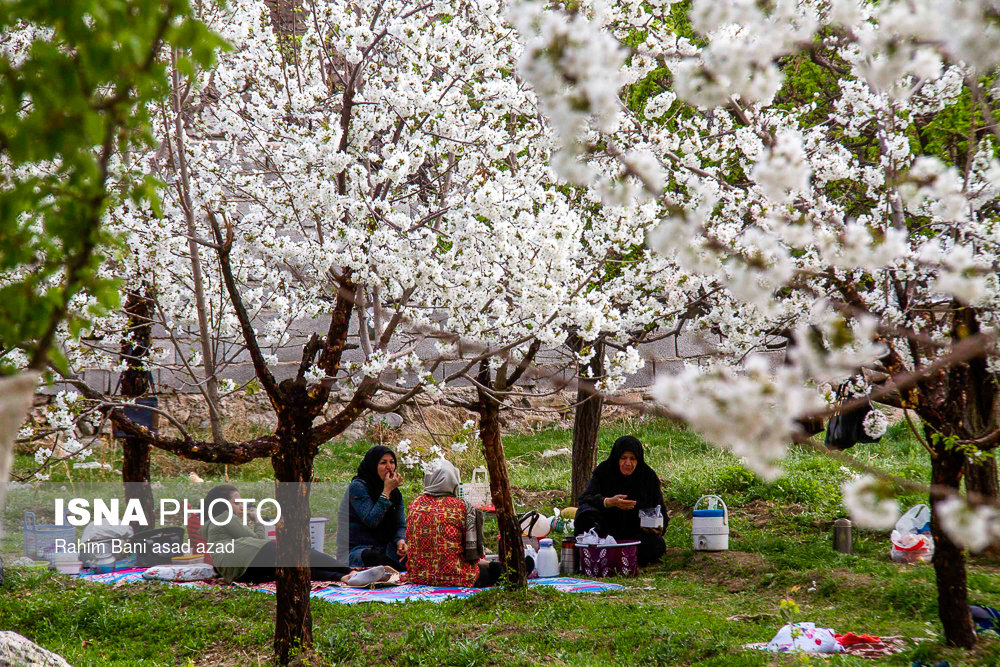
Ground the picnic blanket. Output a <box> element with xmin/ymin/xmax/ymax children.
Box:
<box><xmin>75</xmin><ymin>569</ymin><xmax>624</xmax><ymax>603</ymax></box>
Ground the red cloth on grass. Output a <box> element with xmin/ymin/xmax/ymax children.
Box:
<box><xmin>835</xmin><ymin>633</ymin><xmax>881</xmax><ymax>646</ymax></box>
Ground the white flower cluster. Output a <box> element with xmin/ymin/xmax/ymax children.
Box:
<box><xmin>937</xmin><ymin>496</ymin><xmax>1000</xmax><ymax>553</ymax></box>
<box><xmin>653</xmin><ymin>357</ymin><xmax>823</xmax><ymax>479</ymax></box>
<box><xmin>514</xmin><ymin>0</ymin><xmax>1000</xmax><ymax>547</ymax></box>
<box><xmin>862</xmin><ymin>410</ymin><xmax>889</xmax><ymax>440</ymax></box>
<box><xmin>841</xmin><ymin>475</ymin><xmax>899</xmax><ymax>530</ymax></box>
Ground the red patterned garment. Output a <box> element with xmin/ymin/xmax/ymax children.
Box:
<box><xmin>406</xmin><ymin>494</ymin><xmax>479</xmax><ymax>587</ymax></box>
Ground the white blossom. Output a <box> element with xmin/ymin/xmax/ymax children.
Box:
<box><xmin>842</xmin><ymin>475</ymin><xmax>899</xmax><ymax>529</ymax></box>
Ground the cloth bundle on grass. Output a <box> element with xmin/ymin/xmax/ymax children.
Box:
<box><xmin>746</xmin><ymin>624</ymin><xmax>911</xmax><ymax>659</ymax></box>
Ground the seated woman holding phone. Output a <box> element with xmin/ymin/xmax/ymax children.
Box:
<box><xmin>346</xmin><ymin>445</ymin><xmax>408</xmax><ymax>569</ymax></box>
<box><xmin>574</xmin><ymin>435</ymin><xmax>667</xmax><ymax>566</ymax></box>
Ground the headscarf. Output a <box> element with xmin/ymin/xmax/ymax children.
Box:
<box><xmin>588</xmin><ymin>435</ymin><xmax>662</xmax><ymax>510</ymax></box>
<box><xmin>422</xmin><ymin>459</ymin><xmax>483</xmax><ymax>562</ymax></box>
<box><xmin>423</xmin><ymin>459</ymin><xmax>460</xmax><ymax>497</ymax></box>
<box><xmin>353</xmin><ymin>445</ymin><xmax>402</xmax><ymax>508</ymax></box>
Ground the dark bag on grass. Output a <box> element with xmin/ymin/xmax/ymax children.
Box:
<box><xmin>129</xmin><ymin>526</ymin><xmax>185</xmax><ymax>567</ymax></box>
<box><xmin>825</xmin><ymin>381</ymin><xmax>882</xmax><ymax>450</ymax></box>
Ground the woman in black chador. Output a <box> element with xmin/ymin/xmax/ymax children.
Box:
<box><xmin>575</xmin><ymin>435</ymin><xmax>667</xmax><ymax>565</ymax></box>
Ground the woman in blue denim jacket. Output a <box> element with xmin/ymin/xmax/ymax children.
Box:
<box><xmin>347</xmin><ymin>445</ymin><xmax>407</xmax><ymax>569</ymax></box>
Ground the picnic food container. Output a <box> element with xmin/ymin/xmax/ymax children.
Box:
<box><xmin>560</xmin><ymin>537</ymin><xmax>578</xmax><ymax>575</ymax></box>
<box><xmin>310</xmin><ymin>518</ymin><xmax>329</xmax><ymax>552</ymax></box>
<box><xmin>23</xmin><ymin>511</ymin><xmax>76</xmax><ymax>560</ymax></box>
<box><xmin>458</xmin><ymin>467</ymin><xmax>491</xmax><ymax>509</ymax></box>
<box><xmin>577</xmin><ymin>541</ymin><xmax>640</xmax><ymax>578</ymax></box>
<box><xmin>639</xmin><ymin>506</ymin><xmax>664</xmax><ymax>529</ymax></box>
<box><xmin>692</xmin><ymin>495</ymin><xmax>729</xmax><ymax>551</ymax></box>
<box><xmin>48</xmin><ymin>550</ymin><xmax>82</xmax><ymax>575</ymax></box>
<box><xmin>95</xmin><ymin>555</ymin><xmax>117</xmax><ymax>573</ymax></box>
<box><xmin>54</xmin><ymin>561</ymin><xmax>83</xmax><ymax>575</ymax></box>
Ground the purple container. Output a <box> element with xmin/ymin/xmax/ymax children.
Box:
<box><xmin>577</xmin><ymin>541</ymin><xmax>640</xmax><ymax>578</ymax></box>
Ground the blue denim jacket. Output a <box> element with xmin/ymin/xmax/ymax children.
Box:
<box><xmin>347</xmin><ymin>479</ymin><xmax>405</xmax><ymax>561</ymax></box>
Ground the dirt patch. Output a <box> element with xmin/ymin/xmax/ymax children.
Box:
<box><xmin>663</xmin><ymin>548</ymin><xmax>775</xmax><ymax>593</ymax></box>
<box><xmin>513</xmin><ymin>488</ymin><xmax>570</xmax><ymax>508</ymax></box>
<box><xmin>194</xmin><ymin>646</ymin><xmax>269</xmax><ymax>666</ymax></box>
<box><xmin>826</xmin><ymin>568</ymin><xmax>878</xmax><ymax>589</ymax></box>
<box><xmin>741</xmin><ymin>500</ymin><xmax>808</xmax><ymax>529</ymax></box>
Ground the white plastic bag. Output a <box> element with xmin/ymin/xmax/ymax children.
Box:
<box><xmin>575</xmin><ymin>527</ymin><xmax>617</xmax><ymax>546</ymax></box>
<box><xmin>890</xmin><ymin>503</ymin><xmax>933</xmax><ymax>563</ymax></box>
<box><xmin>890</xmin><ymin>530</ymin><xmax>934</xmax><ymax>563</ymax></box>
<box><xmin>896</xmin><ymin>503</ymin><xmax>931</xmax><ymax>535</ymax></box>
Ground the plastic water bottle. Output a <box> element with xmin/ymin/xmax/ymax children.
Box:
<box><xmin>536</xmin><ymin>538</ymin><xmax>559</xmax><ymax>578</ymax></box>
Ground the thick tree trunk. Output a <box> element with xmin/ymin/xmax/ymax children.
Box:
<box><xmin>965</xmin><ymin>455</ymin><xmax>999</xmax><ymax>503</ymax></box>
<box><xmin>570</xmin><ymin>337</ymin><xmax>604</xmax><ymax>504</ymax></box>
<box><xmin>930</xmin><ymin>442</ymin><xmax>976</xmax><ymax>648</ymax></box>
<box><xmin>271</xmin><ymin>381</ymin><xmax>322</xmax><ymax>665</ymax></box>
<box><xmin>119</xmin><ymin>288</ymin><xmax>155</xmax><ymax>522</ymax></box>
<box><xmin>478</xmin><ymin>398</ymin><xmax>527</xmax><ymax>587</ymax></box>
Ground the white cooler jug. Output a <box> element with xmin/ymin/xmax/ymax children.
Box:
<box><xmin>692</xmin><ymin>495</ymin><xmax>729</xmax><ymax>551</ymax></box>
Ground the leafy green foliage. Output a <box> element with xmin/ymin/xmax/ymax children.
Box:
<box><xmin>0</xmin><ymin>0</ymin><xmax>226</xmax><ymax>373</ymax></box>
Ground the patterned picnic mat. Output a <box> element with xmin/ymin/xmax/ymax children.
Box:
<box><xmin>75</xmin><ymin>569</ymin><xmax>625</xmax><ymax>603</ymax></box>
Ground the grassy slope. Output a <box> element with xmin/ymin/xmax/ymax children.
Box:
<box><xmin>4</xmin><ymin>418</ymin><xmax>1000</xmax><ymax>666</ymax></box>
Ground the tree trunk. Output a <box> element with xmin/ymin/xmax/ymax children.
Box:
<box><xmin>478</xmin><ymin>397</ymin><xmax>527</xmax><ymax>587</ymax></box>
<box><xmin>965</xmin><ymin>455</ymin><xmax>999</xmax><ymax>503</ymax></box>
<box><xmin>930</xmin><ymin>442</ymin><xmax>976</xmax><ymax>648</ymax></box>
<box><xmin>119</xmin><ymin>288</ymin><xmax>155</xmax><ymax>522</ymax></box>
<box><xmin>271</xmin><ymin>381</ymin><xmax>322</xmax><ymax>665</ymax></box>
<box><xmin>571</xmin><ymin>337</ymin><xmax>604</xmax><ymax>504</ymax></box>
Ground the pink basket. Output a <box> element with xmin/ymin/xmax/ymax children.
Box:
<box><xmin>576</xmin><ymin>541</ymin><xmax>641</xmax><ymax>578</ymax></box>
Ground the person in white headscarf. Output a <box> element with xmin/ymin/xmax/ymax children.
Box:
<box><xmin>406</xmin><ymin>459</ymin><xmax>489</xmax><ymax>587</ymax></box>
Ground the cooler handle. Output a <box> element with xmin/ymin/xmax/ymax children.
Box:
<box><xmin>693</xmin><ymin>495</ymin><xmax>729</xmax><ymax>526</ymax></box>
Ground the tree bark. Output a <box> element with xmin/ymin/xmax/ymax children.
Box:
<box><xmin>477</xmin><ymin>394</ymin><xmax>527</xmax><ymax>587</ymax></box>
<box><xmin>570</xmin><ymin>336</ymin><xmax>604</xmax><ymax>505</ymax></box>
<box><xmin>119</xmin><ymin>287</ymin><xmax>155</xmax><ymax>522</ymax></box>
<box><xmin>271</xmin><ymin>380</ymin><xmax>324</xmax><ymax>665</ymax></box>
<box><xmin>965</xmin><ymin>455</ymin><xmax>999</xmax><ymax>503</ymax></box>
<box><xmin>930</xmin><ymin>441</ymin><xmax>976</xmax><ymax>649</ymax></box>
<box><xmin>171</xmin><ymin>57</ymin><xmax>226</xmax><ymax>446</ymax></box>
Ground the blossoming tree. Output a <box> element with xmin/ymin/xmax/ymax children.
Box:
<box><xmin>13</xmin><ymin>0</ymin><xmax>687</xmax><ymax>658</ymax></box>
<box><xmin>511</xmin><ymin>0</ymin><xmax>1000</xmax><ymax>649</ymax></box>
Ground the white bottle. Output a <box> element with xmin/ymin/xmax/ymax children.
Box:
<box><xmin>536</xmin><ymin>538</ymin><xmax>559</xmax><ymax>578</ymax></box>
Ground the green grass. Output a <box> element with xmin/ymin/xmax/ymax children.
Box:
<box><xmin>4</xmin><ymin>418</ymin><xmax>1000</xmax><ymax>665</ymax></box>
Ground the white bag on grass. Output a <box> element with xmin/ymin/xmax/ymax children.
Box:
<box><xmin>890</xmin><ymin>530</ymin><xmax>934</xmax><ymax>563</ymax></box>
<box><xmin>896</xmin><ymin>503</ymin><xmax>931</xmax><ymax>535</ymax></box>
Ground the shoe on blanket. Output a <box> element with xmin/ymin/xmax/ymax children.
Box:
<box><xmin>346</xmin><ymin>566</ymin><xmax>385</xmax><ymax>588</ymax></box>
